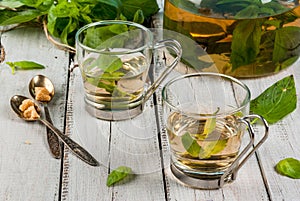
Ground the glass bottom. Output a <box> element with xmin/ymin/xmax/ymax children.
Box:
<box><xmin>170</xmin><ymin>163</ymin><xmax>236</xmax><ymax>189</ymax></box>
<box><xmin>84</xmin><ymin>97</ymin><xmax>144</xmax><ymax>121</ymax></box>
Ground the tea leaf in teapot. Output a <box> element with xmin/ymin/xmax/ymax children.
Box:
<box><xmin>250</xmin><ymin>75</ymin><xmax>296</xmax><ymax>124</ymax></box>
<box><xmin>275</xmin><ymin>158</ymin><xmax>300</xmax><ymax>179</ymax></box>
<box><xmin>273</xmin><ymin>26</ymin><xmax>300</xmax><ymax>63</ymax></box>
<box><xmin>230</xmin><ymin>19</ymin><xmax>262</xmax><ymax>70</ymax></box>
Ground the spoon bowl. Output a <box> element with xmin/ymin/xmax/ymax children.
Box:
<box><xmin>10</xmin><ymin>95</ymin><xmax>100</xmax><ymax>167</ymax></box>
<box><xmin>10</xmin><ymin>95</ymin><xmax>41</xmax><ymax>121</ymax></box>
<box><xmin>29</xmin><ymin>74</ymin><xmax>54</xmax><ymax>103</ymax></box>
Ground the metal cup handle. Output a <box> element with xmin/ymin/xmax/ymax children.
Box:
<box><xmin>144</xmin><ymin>39</ymin><xmax>182</xmax><ymax>101</ymax></box>
<box><xmin>219</xmin><ymin>114</ymin><xmax>269</xmax><ymax>187</ymax></box>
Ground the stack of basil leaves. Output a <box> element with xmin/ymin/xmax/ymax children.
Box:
<box><xmin>0</xmin><ymin>0</ymin><xmax>159</xmax><ymax>47</ymax></box>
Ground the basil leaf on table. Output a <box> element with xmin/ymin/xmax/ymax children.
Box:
<box><xmin>6</xmin><ymin>61</ymin><xmax>45</xmax><ymax>74</ymax></box>
<box><xmin>250</xmin><ymin>75</ymin><xmax>297</xmax><ymax>124</ymax></box>
<box><xmin>276</xmin><ymin>158</ymin><xmax>300</xmax><ymax>179</ymax></box>
<box><xmin>106</xmin><ymin>166</ymin><xmax>132</xmax><ymax>187</ymax></box>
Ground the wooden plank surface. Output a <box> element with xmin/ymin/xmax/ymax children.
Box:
<box><xmin>0</xmin><ymin>27</ymin><xmax>69</xmax><ymax>201</ymax></box>
<box><xmin>243</xmin><ymin>63</ymin><xmax>300</xmax><ymax>201</ymax></box>
<box><xmin>63</xmin><ymin>67</ymin><xmax>167</xmax><ymax>200</ymax></box>
<box><xmin>0</xmin><ymin>0</ymin><xmax>299</xmax><ymax>200</ymax></box>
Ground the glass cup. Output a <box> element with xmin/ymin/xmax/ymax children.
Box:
<box><xmin>75</xmin><ymin>20</ymin><xmax>182</xmax><ymax>121</ymax></box>
<box><xmin>162</xmin><ymin>72</ymin><xmax>269</xmax><ymax>189</ymax></box>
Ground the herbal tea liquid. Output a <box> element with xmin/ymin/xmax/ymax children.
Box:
<box><xmin>82</xmin><ymin>50</ymin><xmax>149</xmax><ymax>109</ymax></box>
<box><xmin>166</xmin><ymin>111</ymin><xmax>243</xmax><ymax>177</ymax></box>
<box><xmin>164</xmin><ymin>0</ymin><xmax>300</xmax><ymax>77</ymax></box>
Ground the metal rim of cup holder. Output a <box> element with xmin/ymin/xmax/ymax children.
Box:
<box><xmin>170</xmin><ymin>114</ymin><xmax>269</xmax><ymax>190</ymax></box>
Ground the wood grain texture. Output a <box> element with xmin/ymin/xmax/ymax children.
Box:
<box><xmin>0</xmin><ymin>27</ymin><xmax>69</xmax><ymax>201</ymax></box>
<box><xmin>153</xmin><ymin>0</ymin><xmax>300</xmax><ymax>200</ymax></box>
<box><xmin>243</xmin><ymin>62</ymin><xmax>300</xmax><ymax>201</ymax></box>
<box><xmin>63</xmin><ymin>67</ymin><xmax>167</xmax><ymax>200</ymax></box>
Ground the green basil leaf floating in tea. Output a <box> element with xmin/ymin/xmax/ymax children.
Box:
<box><xmin>275</xmin><ymin>158</ymin><xmax>300</xmax><ymax>179</ymax></box>
<box><xmin>250</xmin><ymin>75</ymin><xmax>296</xmax><ymax>124</ymax></box>
<box><xmin>202</xmin><ymin>107</ymin><xmax>220</xmax><ymax>138</ymax></box>
<box><xmin>181</xmin><ymin>132</ymin><xmax>201</xmax><ymax>158</ymax></box>
<box><xmin>6</xmin><ymin>61</ymin><xmax>45</xmax><ymax>74</ymax></box>
<box><xmin>199</xmin><ymin>140</ymin><xmax>227</xmax><ymax>159</ymax></box>
<box><xmin>106</xmin><ymin>166</ymin><xmax>132</xmax><ymax>187</ymax></box>
<box><xmin>182</xmin><ymin>131</ymin><xmax>227</xmax><ymax>158</ymax></box>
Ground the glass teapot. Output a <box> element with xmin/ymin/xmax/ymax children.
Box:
<box><xmin>163</xmin><ymin>0</ymin><xmax>300</xmax><ymax>78</ymax></box>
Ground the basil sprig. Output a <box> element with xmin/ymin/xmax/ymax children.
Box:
<box><xmin>6</xmin><ymin>61</ymin><xmax>45</xmax><ymax>74</ymax></box>
<box><xmin>0</xmin><ymin>0</ymin><xmax>159</xmax><ymax>47</ymax></box>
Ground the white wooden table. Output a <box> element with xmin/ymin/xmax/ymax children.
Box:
<box><xmin>1</xmin><ymin>1</ymin><xmax>300</xmax><ymax>200</ymax></box>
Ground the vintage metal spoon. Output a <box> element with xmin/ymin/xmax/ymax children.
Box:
<box><xmin>29</xmin><ymin>75</ymin><xmax>61</xmax><ymax>159</ymax></box>
<box><xmin>10</xmin><ymin>95</ymin><xmax>100</xmax><ymax>167</ymax></box>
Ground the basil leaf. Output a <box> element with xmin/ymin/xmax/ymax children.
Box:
<box><xmin>273</xmin><ymin>26</ymin><xmax>300</xmax><ymax>63</ymax></box>
<box><xmin>199</xmin><ymin>139</ymin><xmax>227</xmax><ymax>159</ymax></box>
<box><xmin>133</xmin><ymin>9</ymin><xmax>144</xmax><ymax>24</ymax></box>
<box><xmin>20</xmin><ymin>0</ymin><xmax>53</xmax><ymax>11</ymax></box>
<box><xmin>276</xmin><ymin>158</ymin><xmax>300</xmax><ymax>179</ymax></box>
<box><xmin>181</xmin><ymin>132</ymin><xmax>201</xmax><ymax>158</ymax></box>
<box><xmin>0</xmin><ymin>0</ymin><xmax>24</xmax><ymax>10</ymax></box>
<box><xmin>6</xmin><ymin>61</ymin><xmax>45</xmax><ymax>74</ymax></box>
<box><xmin>0</xmin><ymin>9</ymin><xmax>43</xmax><ymax>26</ymax></box>
<box><xmin>106</xmin><ymin>166</ymin><xmax>132</xmax><ymax>187</ymax></box>
<box><xmin>201</xmin><ymin>108</ymin><xmax>220</xmax><ymax>138</ymax></box>
<box><xmin>94</xmin><ymin>55</ymin><xmax>123</xmax><ymax>73</ymax></box>
<box><xmin>250</xmin><ymin>75</ymin><xmax>296</xmax><ymax>124</ymax></box>
<box><xmin>121</xmin><ymin>0</ymin><xmax>159</xmax><ymax>20</ymax></box>
<box><xmin>230</xmin><ymin>19</ymin><xmax>263</xmax><ymax>70</ymax></box>
<box><xmin>91</xmin><ymin>1</ymin><xmax>119</xmax><ymax>20</ymax></box>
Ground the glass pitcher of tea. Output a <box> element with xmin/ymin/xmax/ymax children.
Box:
<box><xmin>164</xmin><ymin>0</ymin><xmax>300</xmax><ymax>77</ymax></box>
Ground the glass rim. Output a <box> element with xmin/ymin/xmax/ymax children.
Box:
<box><xmin>75</xmin><ymin>20</ymin><xmax>153</xmax><ymax>54</ymax></box>
<box><xmin>161</xmin><ymin>72</ymin><xmax>251</xmax><ymax>118</ymax></box>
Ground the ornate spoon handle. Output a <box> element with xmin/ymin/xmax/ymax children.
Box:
<box><xmin>39</xmin><ymin>118</ymin><xmax>99</xmax><ymax>167</ymax></box>
<box><xmin>44</xmin><ymin>105</ymin><xmax>61</xmax><ymax>159</ymax></box>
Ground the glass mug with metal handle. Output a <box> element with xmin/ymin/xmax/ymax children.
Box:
<box><xmin>162</xmin><ymin>72</ymin><xmax>269</xmax><ymax>189</ymax></box>
<box><xmin>75</xmin><ymin>20</ymin><xmax>182</xmax><ymax>121</ymax></box>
